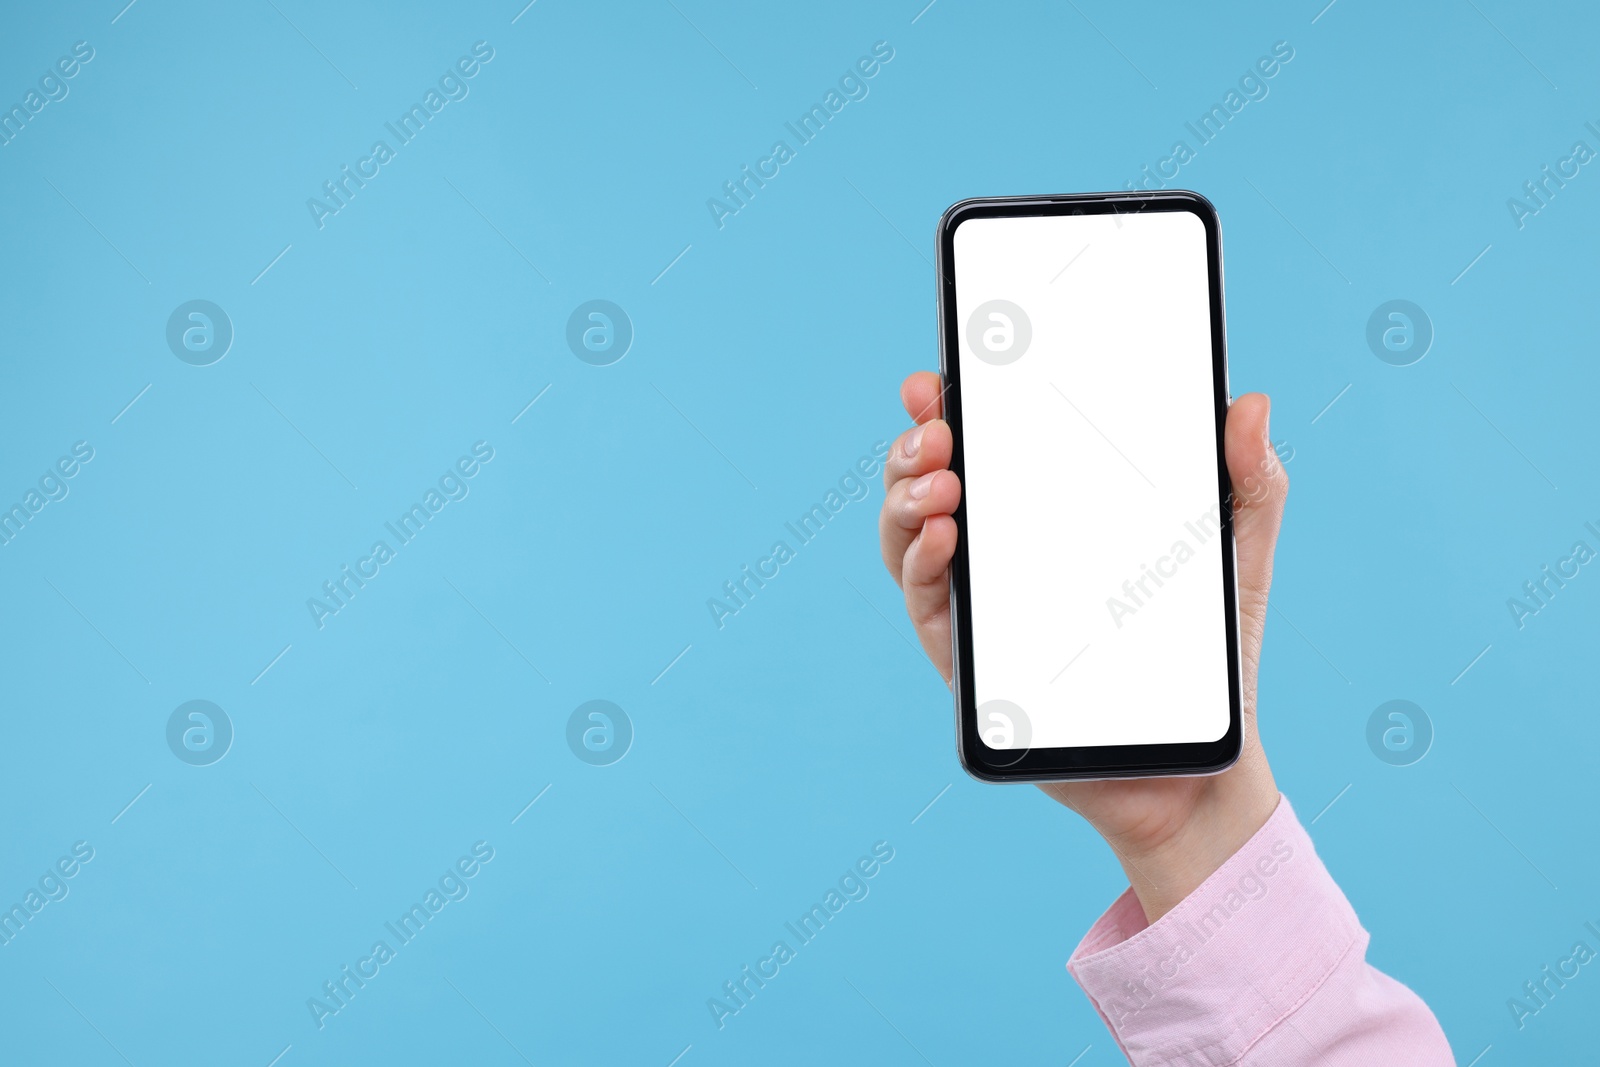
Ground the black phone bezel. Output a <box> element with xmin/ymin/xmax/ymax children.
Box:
<box><xmin>936</xmin><ymin>190</ymin><xmax>1243</xmax><ymax>783</ymax></box>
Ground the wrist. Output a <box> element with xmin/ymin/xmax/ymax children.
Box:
<box><xmin>1114</xmin><ymin>762</ymin><xmax>1279</xmax><ymax>923</ymax></box>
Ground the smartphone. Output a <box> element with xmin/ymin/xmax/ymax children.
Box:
<box><xmin>936</xmin><ymin>191</ymin><xmax>1242</xmax><ymax>782</ymax></box>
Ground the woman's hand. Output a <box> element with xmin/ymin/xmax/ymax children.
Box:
<box><xmin>879</xmin><ymin>370</ymin><xmax>1289</xmax><ymax>922</ymax></box>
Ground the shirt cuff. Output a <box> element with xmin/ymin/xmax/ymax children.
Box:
<box><xmin>1066</xmin><ymin>795</ymin><xmax>1365</xmax><ymax>1066</ymax></box>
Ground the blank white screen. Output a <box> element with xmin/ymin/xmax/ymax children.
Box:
<box><xmin>954</xmin><ymin>209</ymin><xmax>1231</xmax><ymax>750</ymax></box>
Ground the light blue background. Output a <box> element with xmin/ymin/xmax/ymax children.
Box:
<box><xmin>1</xmin><ymin>1</ymin><xmax>1594</xmax><ymax>1063</ymax></box>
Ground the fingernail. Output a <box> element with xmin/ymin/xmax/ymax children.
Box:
<box><xmin>909</xmin><ymin>471</ymin><xmax>936</xmax><ymax>500</ymax></box>
<box><xmin>904</xmin><ymin>425</ymin><xmax>924</xmax><ymax>458</ymax></box>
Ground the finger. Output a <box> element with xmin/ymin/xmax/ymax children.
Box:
<box><xmin>1223</xmin><ymin>393</ymin><xmax>1288</xmax><ymax>713</ymax></box>
<box><xmin>882</xmin><ymin>417</ymin><xmax>952</xmax><ymax>492</ymax></box>
<box><xmin>879</xmin><ymin>469</ymin><xmax>962</xmax><ymax>587</ymax></box>
<box><xmin>900</xmin><ymin>371</ymin><xmax>945</xmax><ymax>425</ymax></box>
<box><xmin>902</xmin><ymin>514</ymin><xmax>958</xmax><ymax>680</ymax></box>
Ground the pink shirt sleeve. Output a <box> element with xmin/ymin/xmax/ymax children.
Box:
<box><xmin>1066</xmin><ymin>795</ymin><xmax>1454</xmax><ymax>1065</ymax></box>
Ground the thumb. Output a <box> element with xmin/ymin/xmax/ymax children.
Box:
<box><xmin>1223</xmin><ymin>393</ymin><xmax>1288</xmax><ymax>718</ymax></box>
